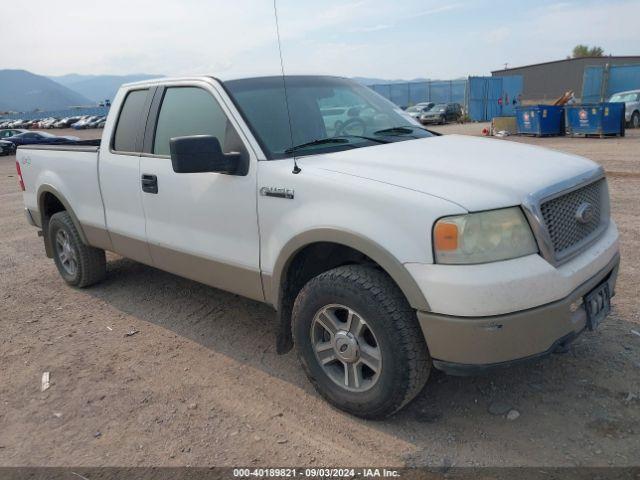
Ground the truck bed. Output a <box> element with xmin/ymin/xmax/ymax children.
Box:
<box><xmin>18</xmin><ymin>141</ymin><xmax>106</xmax><ymax>238</ymax></box>
<box><xmin>17</xmin><ymin>139</ymin><xmax>101</xmax><ymax>152</ymax></box>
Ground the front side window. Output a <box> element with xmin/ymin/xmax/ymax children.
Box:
<box><xmin>153</xmin><ymin>87</ymin><xmax>242</xmax><ymax>157</ymax></box>
<box><xmin>113</xmin><ymin>89</ymin><xmax>149</xmax><ymax>153</ymax></box>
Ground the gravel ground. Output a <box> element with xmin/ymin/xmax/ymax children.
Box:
<box><xmin>0</xmin><ymin>127</ymin><xmax>639</xmax><ymax>467</ymax></box>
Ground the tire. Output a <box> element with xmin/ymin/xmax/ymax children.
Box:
<box><xmin>632</xmin><ymin>111</ymin><xmax>640</xmax><ymax>129</ymax></box>
<box><xmin>440</xmin><ymin>116</ymin><xmax>447</xmax><ymax>125</ymax></box>
<box><xmin>292</xmin><ymin>265</ymin><xmax>431</xmax><ymax>419</ymax></box>
<box><xmin>49</xmin><ymin>211</ymin><xmax>106</xmax><ymax>288</ymax></box>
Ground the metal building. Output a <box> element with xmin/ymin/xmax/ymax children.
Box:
<box><xmin>492</xmin><ymin>56</ymin><xmax>640</xmax><ymax>103</ymax></box>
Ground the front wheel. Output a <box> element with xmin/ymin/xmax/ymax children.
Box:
<box><xmin>631</xmin><ymin>111</ymin><xmax>640</xmax><ymax>129</ymax></box>
<box><xmin>49</xmin><ymin>211</ymin><xmax>106</xmax><ymax>287</ymax></box>
<box><xmin>292</xmin><ymin>265</ymin><xmax>431</xmax><ymax>419</ymax></box>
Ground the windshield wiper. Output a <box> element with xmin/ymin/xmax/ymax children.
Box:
<box><xmin>284</xmin><ymin>135</ymin><xmax>388</xmax><ymax>154</ymax></box>
<box><xmin>374</xmin><ymin>125</ymin><xmax>425</xmax><ymax>136</ymax></box>
<box><xmin>374</xmin><ymin>125</ymin><xmax>441</xmax><ymax>137</ymax></box>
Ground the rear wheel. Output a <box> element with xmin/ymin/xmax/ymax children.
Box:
<box><xmin>292</xmin><ymin>265</ymin><xmax>431</xmax><ymax>419</ymax></box>
<box><xmin>49</xmin><ymin>211</ymin><xmax>106</xmax><ymax>287</ymax></box>
<box><xmin>631</xmin><ymin>111</ymin><xmax>640</xmax><ymax>129</ymax></box>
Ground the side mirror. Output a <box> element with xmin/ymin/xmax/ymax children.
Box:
<box><xmin>169</xmin><ymin>135</ymin><xmax>246</xmax><ymax>175</ymax></box>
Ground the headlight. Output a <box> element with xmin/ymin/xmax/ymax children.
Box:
<box><xmin>433</xmin><ymin>207</ymin><xmax>538</xmax><ymax>264</ymax></box>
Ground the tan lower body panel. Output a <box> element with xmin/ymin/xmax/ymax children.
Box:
<box><xmin>82</xmin><ymin>225</ymin><xmax>264</xmax><ymax>303</ymax></box>
<box><xmin>418</xmin><ymin>253</ymin><xmax>619</xmax><ymax>366</ymax></box>
<box><xmin>82</xmin><ymin>224</ymin><xmax>113</xmax><ymax>252</ymax></box>
<box><xmin>147</xmin><ymin>244</ymin><xmax>264</xmax><ymax>302</ymax></box>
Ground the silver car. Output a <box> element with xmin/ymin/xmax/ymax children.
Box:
<box><xmin>609</xmin><ymin>89</ymin><xmax>640</xmax><ymax>128</ymax></box>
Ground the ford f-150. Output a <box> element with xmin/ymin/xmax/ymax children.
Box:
<box><xmin>17</xmin><ymin>75</ymin><xmax>620</xmax><ymax>418</ymax></box>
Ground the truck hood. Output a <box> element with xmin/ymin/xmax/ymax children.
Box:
<box><xmin>299</xmin><ymin>135</ymin><xmax>599</xmax><ymax>211</ymax></box>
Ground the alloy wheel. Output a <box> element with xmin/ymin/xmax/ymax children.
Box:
<box><xmin>310</xmin><ymin>304</ymin><xmax>382</xmax><ymax>392</ymax></box>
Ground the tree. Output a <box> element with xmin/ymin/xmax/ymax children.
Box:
<box><xmin>571</xmin><ymin>45</ymin><xmax>605</xmax><ymax>58</ymax></box>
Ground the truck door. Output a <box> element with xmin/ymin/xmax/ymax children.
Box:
<box><xmin>138</xmin><ymin>81</ymin><xmax>263</xmax><ymax>301</ymax></box>
<box><xmin>99</xmin><ymin>87</ymin><xmax>154</xmax><ymax>265</ymax></box>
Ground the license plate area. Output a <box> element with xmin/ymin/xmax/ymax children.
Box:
<box><xmin>584</xmin><ymin>282</ymin><xmax>611</xmax><ymax>331</ymax></box>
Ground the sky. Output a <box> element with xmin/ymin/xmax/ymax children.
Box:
<box><xmin>2</xmin><ymin>0</ymin><xmax>639</xmax><ymax>80</ymax></box>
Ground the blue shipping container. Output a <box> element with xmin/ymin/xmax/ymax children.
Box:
<box><xmin>565</xmin><ymin>103</ymin><xmax>625</xmax><ymax>136</ymax></box>
<box><xmin>515</xmin><ymin>105</ymin><xmax>564</xmax><ymax>136</ymax></box>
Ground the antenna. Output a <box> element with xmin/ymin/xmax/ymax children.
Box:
<box><xmin>273</xmin><ymin>0</ymin><xmax>301</xmax><ymax>174</ymax></box>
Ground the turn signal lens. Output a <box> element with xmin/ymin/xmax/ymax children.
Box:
<box><xmin>434</xmin><ymin>222</ymin><xmax>458</xmax><ymax>251</ymax></box>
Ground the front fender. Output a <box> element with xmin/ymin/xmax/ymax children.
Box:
<box><xmin>266</xmin><ymin>228</ymin><xmax>430</xmax><ymax>311</ymax></box>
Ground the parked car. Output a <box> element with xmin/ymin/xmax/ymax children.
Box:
<box><xmin>72</xmin><ymin>116</ymin><xmax>101</xmax><ymax>129</ymax></box>
<box><xmin>16</xmin><ymin>75</ymin><xmax>619</xmax><ymax>419</ymax></box>
<box><xmin>405</xmin><ymin>103</ymin><xmax>435</xmax><ymax>120</ymax></box>
<box><xmin>0</xmin><ymin>128</ymin><xmax>28</xmax><ymax>139</ymax></box>
<box><xmin>85</xmin><ymin>116</ymin><xmax>106</xmax><ymax>129</ymax></box>
<box><xmin>419</xmin><ymin>103</ymin><xmax>463</xmax><ymax>124</ymax></box>
<box><xmin>609</xmin><ymin>89</ymin><xmax>640</xmax><ymax>128</ymax></box>
<box><xmin>4</xmin><ymin>131</ymin><xmax>80</xmax><ymax>146</ymax></box>
<box><xmin>53</xmin><ymin>117</ymin><xmax>80</xmax><ymax>128</ymax></box>
<box><xmin>8</xmin><ymin>119</ymin><xmax>28</xmax><ymax>129</ymax></box>
<box><xmin>39</xmin><ymin>117</ymin><xmax>59</xmax><ymax>129</ymax></box>
<box><xmin>0</xmin><ymin>139</ymin><xmax>16</xmax><ymax>156</ymax></box>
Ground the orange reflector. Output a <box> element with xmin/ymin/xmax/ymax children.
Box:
<box><xmin>434</xmin><ymin>222</ymin><xmax>458</xmax><ymax>251</ymax></box>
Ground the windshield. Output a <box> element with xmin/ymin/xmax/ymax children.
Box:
<box><xmin>609</xmin><ymin>92</ymin><xmax>638</xmax><ymax>102</ymax></box>
<box><xmin>224</xmin><ymin>76</ymin><xmax>432</xmax><ymax>159</ymax></box>
<box><xmin>431</xmin><ymin>104</ymin><xmax>446</xmax><ymax>112</ymax></box>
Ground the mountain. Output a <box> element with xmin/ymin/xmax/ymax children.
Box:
<box><xmin>0</xmin><ymin>70</ymin><xmax>92</xmax><ymax>112</ymax></box>
<box><xmin>50</xmin><ymin>74</ymin><xmax>162</xmax><ymax>102</ymax></box>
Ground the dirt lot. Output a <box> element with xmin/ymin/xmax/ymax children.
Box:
<box><xmin>1</xmin><ymin>126</ymin><xmax>639</xmax><ymax>467</ymax></box>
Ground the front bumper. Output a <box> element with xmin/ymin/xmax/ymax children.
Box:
<box><xmin>417</xmin><ymin>252</ymin><xmax>619</xmax><ymax>373</ymax></box>
<box><xmin>420</xmin><ymin>117</ymin><xmax>441</xmax><ymax>124</ymax></box>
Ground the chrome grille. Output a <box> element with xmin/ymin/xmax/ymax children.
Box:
<box><xmin>540</xmin><ymin>178</ymin><xmax>606</xmax><ymax>258</ymax></box>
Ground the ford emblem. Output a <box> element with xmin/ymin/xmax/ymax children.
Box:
<box><xmin>576</xmin><ymin>202</ymin><xmax>595</xmax><ymax>224</ymax></box>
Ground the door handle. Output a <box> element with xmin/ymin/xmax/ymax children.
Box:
<box><xmin>141</xmin><ymin>174</ymin><xmax>158</xmax><ymax>194</ymax></box>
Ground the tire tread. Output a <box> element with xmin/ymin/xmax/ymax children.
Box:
<box><xmin>49</xmin><ymin>211</ymin><xmax>106</xmax><ymax>288</ymax></box>
<box><xmin>293</xmin><ymin>265</ymin><xmax>431</xmax><ymax>418</ymax></box>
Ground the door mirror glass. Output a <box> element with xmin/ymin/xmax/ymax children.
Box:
<box><xmin>170</xmin><ymin>135</ymin><xmax>244</xmax><ymax>175</ymax></box>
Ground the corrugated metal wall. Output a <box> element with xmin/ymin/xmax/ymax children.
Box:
<box><xmin>582</xmin><ymin>64</ymin><xmax>640</xmax><ymax>103</ymax></box>
<box><xmin>369</xmin><ymin>80</ymin><xmax>467</xmax><ymax>108</ymax></box>
<box><xmin>0</xmin><ymin>106</ymin><xmax>110</xmax><ymax>121</ymax></box>
<box><xmin>467</xmin><ymin>75</ymin><xmax>523</xmax><ymax>121</ymax></box>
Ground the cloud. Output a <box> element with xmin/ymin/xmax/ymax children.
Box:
<box><xmin>348</xmin><ymin>24</ymin><xmax>393</xmax><ymax>33</ymax></box>
<box><xmin>484</xmin><ymin>27</ymin><xmax>511</xmax><ymax>46</ymax></box>
<box><xmin>409</xmin><ymin>3</ymin><xmax>464</xmax><ymax>18</ymax></box>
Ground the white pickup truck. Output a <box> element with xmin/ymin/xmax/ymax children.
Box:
<box><xmin>17</xmin><ymin>75</ymin><xmax>620</xmax><ymax>418</ymax></box>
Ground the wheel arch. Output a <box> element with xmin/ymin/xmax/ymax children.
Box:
<box><xmin>37</xmin><ymin>184</ymin><xmax>89</xmax><ymax>257</ymax></box>
<box><xmin>268</xmin><ymin>229</ymin><xmax>430</xmax><ymax>354</ymax></box>
<box><xmin>270</xmin><ymin>229</ymin><xmax>429</xmax><ymax>311</ymax></box>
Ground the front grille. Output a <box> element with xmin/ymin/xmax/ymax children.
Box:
<box><xmin>540</xmin><ymin>179</ymin><xmax>606</xmax><ymax>258</ymax></box>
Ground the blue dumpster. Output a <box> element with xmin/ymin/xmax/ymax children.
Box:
<box><xmin>515</xmin><ymin>105</ymin><xmax>564</xmax><ymax>136</ymax></box>
<box><xmin>565</xmin><ymin>103</ymin><xmax>625</xmax><ymax>137</ymax></box>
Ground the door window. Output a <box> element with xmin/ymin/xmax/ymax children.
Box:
<box><xmin>112</xmin><ymin>89</ymin><xmax>149</xmax><ymax>153</ymax></box>
<box><xmin>153</xmin><ymin>87</ymin><xmax>242</xmax><ymax>157</ymax></box>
